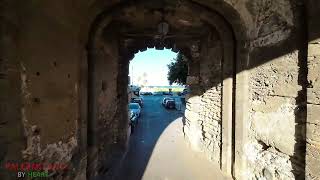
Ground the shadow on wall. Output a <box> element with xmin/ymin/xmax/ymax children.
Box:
<box><xmin>85</xmin><ymin>0</ymin><xmax>320</xmax><ymax>179</ymax></box>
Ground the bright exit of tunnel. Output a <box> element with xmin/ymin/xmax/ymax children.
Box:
<box><xmin>128</xmin><ymin>48</ymin><xmax>178</xmax><ymax>87</ymax></box>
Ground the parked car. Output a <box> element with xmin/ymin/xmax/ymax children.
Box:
<box><xmin>165</xmin><ymin>100</ymin><xmax>176</xmax><ymax>109</ymax></box>
<box><xmin>140</xmin><ymin>92</ymin><xmax>153</xmax><ymax>95</ymax></box>
<box><xmin>131</xmin><ymin>97</ymin><xmax>143</xmax><ymax>107</ymax></box>
<box><xmin>163</xmin><ymin>92</ymin><xmax>172</xmax><ymax>96</ymax></box>
<box><xmin>162</xmin><ymin>97</ymin><xmax>174</xmax><ymax>106</ymax></box>
<box><xmin>182</xmin><ymin>88</ymin><xmax>189</xmax><ymax>95</ymax></box>
<box><xmin>129</xmin><ymin>103</ymin><xmax>141</xmax><ymax>118</ymax></box>
<box><xmin>129</xmin><ymin>110</ymin><xmax>138</xmax><ymax>133</ymax></box>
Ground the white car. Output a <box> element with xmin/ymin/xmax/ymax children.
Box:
<box><xmin>129</xmin><ymin>103</ymin><xmax>141</xmax><ymax>117</ymax></box>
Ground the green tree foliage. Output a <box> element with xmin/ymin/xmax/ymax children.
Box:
<box><xmin>167</xmin><ymin>53</ymin><xmax>188</xmax><ymax>85</ymax></box>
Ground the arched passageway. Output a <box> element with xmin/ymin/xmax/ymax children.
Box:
<box><xmin>1</xmin><ymin>0</ymin><xmax>319</xmax><ymax>180</ymax></box>
<box><xmin>86</xmin><ymin>2</ymin><xmax>244</xmax><ymax>179</ymax></box>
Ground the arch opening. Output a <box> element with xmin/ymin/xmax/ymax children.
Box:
<box><xmin>86</xmin><ymin>1</ymin><xmax>248</xmax><ymax>179</ymax></box>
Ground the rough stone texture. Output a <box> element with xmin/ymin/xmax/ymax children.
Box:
<box><xmin>244</xmin><ymin>140</ymin><xmax>295</xmax><ymax>179</ymax></box>
<box><xmin>0</xmin><ymin>0</ymin><xmax>319</xmax><ymax>179</ymax></box>
<box><xmin>184</xmin><ymin>38</ymin><xmax>223</xmax><ymax>166</ymax></box>
<box><xmin>0</xmin><ymin>1</ymin><xmax>31</xmax><ymax>179</ymax></box>
<box><xmin>246</xmin><ymin>0</ymin><xmax>307</xmax><ymax>177</ymax></box>
<box><xmin>248</xmin><ymin>50</ymin><xmax>306</xmax><ymax>179</ymax></box>
<box><xmin>306</xmin><ymin>1</ymin><xmax>320</xmax><ymax>178</ymax></box>
<box><xmin>198</xmin><ymin>86</ymin><xmax>222</xmax><ymax>164</ymax></box>
<box><xmin>305</xmin><ymin>143</ymin><xmax>320</xmax><ymax>180</ymax></box>
<box><xmin>307</xmin><ymin>104</ymin><xmax>320</xmax><ymax>125</ymax></box>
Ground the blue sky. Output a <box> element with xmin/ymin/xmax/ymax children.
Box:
<box><xmin>129</xmin><ymin>48</ymin><xmax>178</xmax><ymax>86</ymax></box>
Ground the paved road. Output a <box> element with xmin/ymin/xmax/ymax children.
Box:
<box><xmin>114</xmin><ymin>96</ymin><xmax>229</xmax><ymax>180</ymax></box>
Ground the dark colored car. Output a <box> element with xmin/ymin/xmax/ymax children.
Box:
<box><xmin>165</xmin><ymin>100</ymin><xmax>176</xmax><ymax>109</ymax></box>
<box><xmin>162</xmin><ymin>97</ymin><xmax>174</xmax><ymax>106</ymax></box>
<box><xmin>162</xmin><ymin>92</ymin><xmax>169</xmax><ymax>95</ymax></box>
<box><xmin>141</xmin><ymin>92</ymin><xmax>153</xmax><ymax>95</ymax></box>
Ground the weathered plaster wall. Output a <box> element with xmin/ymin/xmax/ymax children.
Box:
<box><xmin>0</xmin><ymin>1</ymin><xmax>95</xmax><ymax>179</ymax></box>
<box><xmin>18</xmin><ymin>7</ymin><xmax>83</xmax><ymax>179</ymax></box>
<box><xmin>87</xmin><ymin>21</ymin><xmax>131</xmax><ymax>179</ymax></box>
<box><xmin>0</xmin><ymin>1</ymin><xmax>25</xmax><ymax>179</ymax></box>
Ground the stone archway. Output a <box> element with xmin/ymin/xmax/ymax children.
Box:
<box><xmin>86</xmin><ymin>1</ymin><xmax>249</xmax><ymax>179</ymax></box>
<box><xmin>1</xmin><ymin>0</ymin><xmax>317</xmax><ymax>179</ymax></box>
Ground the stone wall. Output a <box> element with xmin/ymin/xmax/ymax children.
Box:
<box><xmin>0</xmin><ymin>1</ymin><xmax>25</xmax><ymax>179</ymax></box>
<box><xmin>184</xmin><ymin>37</ymin><xmax>223</xmax><ymax>165</ymax></box>
<box><xmin>1</xmin><ymin>0</ymin><xmax>319</xmax><ymax>179</ymax></box>
<box><xmin>0</xmin><ymin>1</ymin><xmax>95</xmax><ymax>179</ymax></box>
<box><xmin>306</xmin><ymin>1</ymin><xmax>320</xmax><ymax>179</ymax></box>
<box><xmin>244</xmin><ymin>1</ymin><xmax>307</xmax><ymax>179</ymax></box>
<box><xmin>246</xmin><ymin>51</ymin><xmax>305</xmax><ymax>179</ymax></box>
<box><xmin>183</xmin><ymin>0</ymin><xmax>312</xmax><ymax>179</ymax></box>
<box><xmin>87</xmin><ymin>22</ymin><xmax>132</xmax><ymax>179</ymax></box>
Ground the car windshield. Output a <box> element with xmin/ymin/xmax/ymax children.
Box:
<box><xmin>129</xmin><ymin>104</ymin><xmax>139</xmax><ymax>109</ymax></box>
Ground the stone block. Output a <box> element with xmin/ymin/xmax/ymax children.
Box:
<box><xmin>306</xmin><ymin>145</ymin><xmax>320</xmax><ymax>180</ymax></box>
<box><xmin>307</xmin><ymin>104</ymin><xmax>320</xmax><ymax>125</ymax></box>
<box><xmin>307</xmin><ymin>56</ymin><xmax>319</xmax><ymax>64</ymax></box>
<box><xmin>308</xmin><ymin>44</ymin><xmax>320</xmax><ymax>57</ymax></box>
<box><xmin>185</xmin><ymin>110</ymin><xmax>199</xmax><ymax>122</ymax></box>
<box><xmin>308</xmin><ymin>61</ymin><xmax>320</xmax><ymax>89</ymax></box>
<box><xmin>251</xmin><ymin>104</ymin><xmax>296</xmax><ymax>155</ymax></box>
<box><xmin>307</xmin><ymin>123</ymin><xmax>320</xmax><ymax>143</ymax></box>
<box><xmin>187</xmin><ymin>95</ymin><xmax>202</xmax><ymax>104</ymax></box>
<box><xmin>307</xmin><ymin>89</ymin><xmax>320</xmax><ymax>105</ymax></box>
<box><xmin>306</xmin><ymin>143</ymin><xmax>320</xmax><ymax>157</ymax></box>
